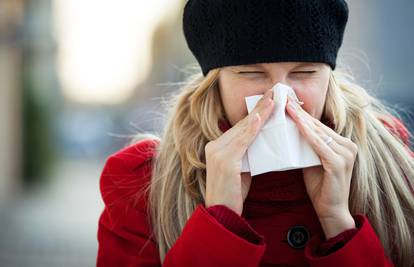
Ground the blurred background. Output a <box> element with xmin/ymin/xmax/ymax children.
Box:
<box><xmin>0</xmin><ymin>0</ymin><xmax>413</xmax><ymax>266</ymax></box>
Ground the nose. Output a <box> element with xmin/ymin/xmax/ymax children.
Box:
<box><xmin>268</xmin><ymin>75</ymin><xmax>289</xmax><ymax>92</ymax></box>
<box><xmin>260</xmin><ymin>63</ymin><xmax>293</xmax><ymax>93</ymax></box>
<box><xmin>267</xmin><ymin>73</ymin><xmax>297</xmax><ymax>101</ymax></box>
<box><xmin>270</xmin><ymin>75</ymin><xmax>286</xmax><ymax>85</ymax></box>
<box><xmin>267</xmin><ymin>68</ymin><xmax>289</xmax><ymax>88</ymax></box>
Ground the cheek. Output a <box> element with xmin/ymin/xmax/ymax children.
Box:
<box><xmin>220</xmin><ymin>83</ymin><xmax>252</xmax><ymax>125</ymax></box>
<box><xmin>293</xmin><ymin>80</ymin><xmax>328</xmax><ymax>118</ymax></box>
<box><xmin>225</xmin><ymin>97</ymin><xmax>248</xmax><ymax>123</ymax></box>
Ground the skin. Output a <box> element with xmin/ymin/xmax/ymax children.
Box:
<box><xmin>218</xmin><ymin>62</ymin><xmax>329</xmax><ymax>125</ymax></box>
<box><xmin>205</xmin><ymin>62</ymin><xmax>357</xmax><ymax>239</ymax></box>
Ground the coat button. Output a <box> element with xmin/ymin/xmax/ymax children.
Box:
<box><xmin>287</xmin><ymin>226</ymin><xmax>309</xmax><ymax>249</ymax></box>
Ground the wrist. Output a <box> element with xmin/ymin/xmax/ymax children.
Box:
<box><xmin>319</xmin><ymin>212</ymin><xmax>356</xmax><ymax>239</ymax></box>
<box><xmin>205</xmin><ymin>200</ymin><xmax>243</xmax><ymax>216</ymax></box>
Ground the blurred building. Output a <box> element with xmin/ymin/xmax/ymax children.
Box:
<box><xmin>0</xmin><ymin>0</ymin><xmax>413</xmax><ymax>266</ymax></box>
<box><xmin>0</xmin><ymin>0</ymin><xmax>23</xmax><ymax>206</ymax></box>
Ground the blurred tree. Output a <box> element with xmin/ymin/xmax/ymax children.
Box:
<box><xmin>21</xmin><ymin>0</ymin><xmax>60</xmax><ymax>186</ymax></box>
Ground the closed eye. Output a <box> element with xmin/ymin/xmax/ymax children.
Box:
<box><xmin>291</xmin><ymin>71</ymin><xmax>316</xmax><ymax>74</ymax></box>
<box><xmin>238</xmin><ymin>71</ymin><xmax>265</xmax><ymax>74</ymax></box>
<box><xmin>238</xmin><ymin>71</ymin><xmax>316</xmax><ymax>74</ymax></box>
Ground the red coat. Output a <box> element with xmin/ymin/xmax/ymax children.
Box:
<box><xmin>97</xmin><ymin>116</ymin><xmax>411</xmax><ymax>266</ymax></box>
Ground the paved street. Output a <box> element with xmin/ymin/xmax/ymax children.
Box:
<box><xmin>0</xmin><ymin>160</ymin><xmax>105</xmax><ymax>267</ymax></box>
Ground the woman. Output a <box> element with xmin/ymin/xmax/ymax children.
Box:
<box><xmin>97</xmin><ymin>0</ymin><xmax>414</xmax><ymax>266</ymax></box>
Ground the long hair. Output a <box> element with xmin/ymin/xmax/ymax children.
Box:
<box><xmin>133</xmin><ymin>66</ymin><xmax>414</xmax><ymax>266</ymax></box>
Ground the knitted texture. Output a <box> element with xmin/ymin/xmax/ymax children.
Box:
<box><xmin>183</xmin><ymin>0</ymin><xmax>349</xmax><ymax>76</ymax></box>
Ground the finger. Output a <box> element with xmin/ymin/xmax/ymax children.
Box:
<box><xmin>231</xmin><ymin>89</ymin><xmax>276</xmax><ymax>155</ymax></box>
<box><xmin>243</xmin><ymin>88</ymin><xmax>274</xmax><ymax>129</ymax></box>
<box><xmin>217</xmin><ymin>89</ymin><xmax>273</xmax><ymax>145</ymax></box>
<box><xmin>308</xmin><ymin>115</ymin><xmax>351</xmax><ymax>148</ymax></box>
<box><xmin>286</xmin><ymin>95</ymin><xmax>353</xmax><ymax>149</ymax></box>
<box><xmin>316</xmin><ymin>131</ymin><xmax>349</xmax><ymax>157</ymax></box>
<box><xmin>301</xmin><ymin>107</ymin><xmax>357</xmax><ymax>156</ymax></box>
<box><xmin>314</xmin><ymin>124</ymin><xmax>356</xmax><ymax>158</ymax></box>
<box><xmin>286</xmin><ymin>95</ymin><xmax>349</xmax><ymax>147</ymax></box>
<box><xmin>310</xmin><ymin>122</ymin><xmax>347</xmax><ymax>152</ymax></box>
<box><xmin>221</xmin><ymin>90</ymin><xmax>272</xmax><ymax>142</ymax></box>
<box><xmin>287</xmin><ymin>96</ymin><xmax>356</xmax><ymax>160</ymax></box>
<box><xmin>286</xmin><ymin>98</ymin><xmax>338</xmax><ymax>160</ymax></box>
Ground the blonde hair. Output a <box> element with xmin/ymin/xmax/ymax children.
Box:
<box><xmin>132</xmin><ymin>65</ymin><xmax>414</xmax><ymax>266</ymax></box>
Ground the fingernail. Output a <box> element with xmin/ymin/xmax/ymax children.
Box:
<box><xmin>288</xmin><ymin>92</ymin><xmax>304</xmax><ymax>105</ymax></box>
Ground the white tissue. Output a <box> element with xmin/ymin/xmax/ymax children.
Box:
<box><xmin>241</xmin><ymin>83</ymin><xmax>321</xmax><ymax>176</ymax></box>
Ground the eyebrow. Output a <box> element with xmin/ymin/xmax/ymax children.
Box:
<box><xmin>239</xmin><ymin>63</ymin><xmax>262</xmax><ymax>67</ymax></box>
<box><xmin>238</xmin><ymin>62</ymin><xmax>319</xmax><ymax>68</ymax></box>
<box><xmin>294</xmin><ymin>62</ymin><xmax>319</xmax><ymax>68</ymax></box>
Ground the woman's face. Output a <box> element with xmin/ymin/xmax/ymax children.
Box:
<box><xmin>218</xmin><ymin>62</ymin><xmax>331</xmax><ymax>126</ymax></box>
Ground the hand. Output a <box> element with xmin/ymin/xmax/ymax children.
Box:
<box><xmin>205</xmin><ymin>89</ymin><xmax>275</xmax><ymax>216</ymax></box>
<box><xmin>286</xmin><ymin>95</ymin><xmax>358</xmax><ymax>238</ymax></box>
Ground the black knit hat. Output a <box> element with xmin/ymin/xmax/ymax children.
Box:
<box><xmin>183</xmin><ymin>0</ymin><xmax>349</xmax><ymax>76</ymax></box>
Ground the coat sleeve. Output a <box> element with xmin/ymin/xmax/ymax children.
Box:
<box><xmin>303</xmin><ymin>115</ymin><xmax>414</xmax><ymax>266</ymax></box>
<box><xmin>96</xmin><ymin>139</ymin><xmax>162</xmax><ymax>267</ymax></box>
<box><xmin>96</xmin><ymin>139</ymin><xmax>266</xmax><ymax>267</ymax></box>
<box><xmin>163</xmin><ymin>204</ymin><xmax>266</xmax><ymax>266</ymax></box>
<box><xmin>304</xmin><ymin>214</ymin><xmax>394</xmax><ymax>267</ymax></box>
<box><xmin>315</xmin><ymin>227</ymin><xmax>358</xmax><ymax>256</ymax></box>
